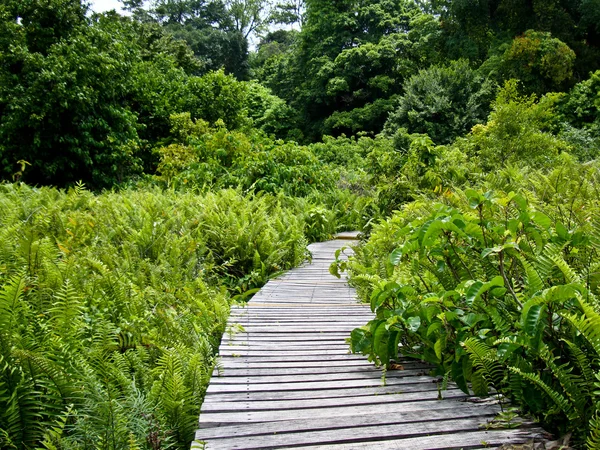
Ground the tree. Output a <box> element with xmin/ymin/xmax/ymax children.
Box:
<box><xmin>225</xmin><ymin>0</ymin><xmax>273</xmax><ymax>39</ymax></box>
<box><xmin>6</xmin><ymin>0</ymin><xmax>87</xmax><ymax>54</ymax></box>
<box><xmin>271</xmin><ymin>0</ymin><xmax>305</xmax><ymax>26</ymax></box>
<box><xmin>0</xmin><ymin>10</ymin><xmax>143</xmax><ymax>187</ymax></box>
<box><xmin>434</xmin><ymin>0</ymin><xmax>600</xmax><ymax>76</ymax></box>
<box><xmin>254</xmin><ymin>0</ymin><xmax>443</xmax><ymax>141</ymax></box>
<box><xmin>481</xmin><ymin>30</ymin><xmax>576</xmax><ymax>95</ymax></box>
<box><xmin>0</xmin><ymin>2</ymin><xmax>252</xmax><ymax>188</ymax></box>
<box><xmin>384</xmin><ymin>59</ymin><xmax>495</xmax><ymax>144</ymax></box>
<box><xmin>457</xmin><ymin>80</ymin><xmax>569</xmax><ymax>169</ymax></box>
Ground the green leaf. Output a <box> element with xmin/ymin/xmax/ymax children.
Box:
<box><xmin>406</xmin><ymin>316</ymin><xmax>421</xmax><ymax>333</ymax></box>
<box><xmin>465</xmin><ymin>276</ymin><xmax>504</xmax><ymax>306</ymax></box>
<box><xmin>389</xmin><ymin>247</ymin><xmax>403</xmax><ymax>265</ymax></box>
<box><xmin>350</xmin><ymin>328</ymin><xmax>372</xmax><ymax>354</ymax></box>
<box><xmin>329</xmin><ymin>262</ymin><xmax>340</xmax><ymax>279</ymax></box>
<box><xmin>427</xmin><ymin>321</ymin><xmax>443</xmax><ymax>337</ymax></box>
<box><xmin>555</xmin><ymin>221</ymin><xmax>569</xmax><ymax>240</ymax></box>
<box><xmin>434</xmin><ymin>335</ymin><xmax>446</xmax><ymax>360</ymax></box>
<box><xmin>523</xmin><ymin>304</ymin><xmax>547</xmax><ymax>337</ymax></box>
<box><xmin>531</xmin><ymin>211</ymin><xmax>551</xmax><ymax>230</ymax></box>
<box><xmin>451</xmin><ymin>358</ymin><xmax>470</xmax><ymax>394</ymax></box>
<box><xmin>373</xmin><ymin>321</ymin><xmax>391</xmax><ymax>365</ymax></box>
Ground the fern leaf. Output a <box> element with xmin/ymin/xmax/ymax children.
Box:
<box><xmin>587</xmin><ymin>413</ymin><xmax>600</xmax><ymax>450</ymax></box>
<box><xmin>462</xmin><ymin>337</ymin><xmax>504</xmax><ymax>393</ymax></box>
<box><xmin>507</xmin><ymin>366</ymin><xmax>579</xmax><ymax>422</ymax></box>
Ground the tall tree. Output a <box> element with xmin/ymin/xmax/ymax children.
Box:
<box><xmin>256</xmin><ymin>0</ymin><xmax>443</xmax><ymax>140</ymax></box>
<box><xmin>225</xmin><ymin>0</ymin><xmax>273</xmax><ymax>39</ymax></box>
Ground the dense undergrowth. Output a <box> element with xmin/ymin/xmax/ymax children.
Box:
<box><xmin>332</xmin><ymin>84</ymin><xmax>600</xmax><ymax>446</ymax></box>
<box><xmin>0</xmin><ymin>185</ymin><xmax>314</xmax><ymax>448</ymax></box>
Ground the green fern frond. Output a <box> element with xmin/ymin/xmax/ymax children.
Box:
<box><xmin>538</xmin><ymin>344</ymin><xmax>587</xmax><ymax>417</ymax></box>
<box><xmin>550</xmin><ymin>252</ymin><xmax>582</xmax><ymax>284</ymax></box>
<box><xmin>563</xmin><ymin>298</ymin><xmax>600</xmax><ymax>359</ymax></box>
<box><xmin>518</xmin><ymin>256</ymin><xmax>544</xmax><ymax>296</ymax></box>
<box><xmin>0</xmin><ymin>272</ymin><xmax>26</xmax><ymax>333</ymax></box>
<box><xmin>507</xmin><ymin>366</ymin><xmax>580</xmax><ymax>422</ymax></box>
<box><xmin>488</xmin><ymin>307</ymin><xmax>512</xmax><ymax>335</ymax></box>
<box><xmin>462</xmin><ymin>337</ymin><xmax>504</xmax><ymax>394</ymax></box>
<box><xmin>586</xmin><ymin>413</ymin><xmax>600</xmax><ymax>449</ymax></box>
<box><xmin>563</xmin><ymin>339</ymin><xmax>596</xmax><ymax>387</ymax></box>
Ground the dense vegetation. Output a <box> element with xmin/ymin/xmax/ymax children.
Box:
<box><xmin>1</xmin><ymin>0</ymin><xmax>600</xmax><ymax>448</ymax></box>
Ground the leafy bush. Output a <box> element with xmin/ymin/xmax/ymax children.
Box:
<box><xmin>481</xmin><ymin>31</ymin><xmax>576</xmax><ymax>95</ymax></box>
<box><xmin>384</xmin><ymin>59</ymin><xmax>495</xmax><ymax>144</ymax></box>
<box><xmin>245</xmin><ymin>81</ymin><xmax>300</xmax><ymax>140</ymax></box>
<box><xmin>455</xmin><ymin>80</ymin><xmax>570</xmax><ymax>170</ymax></box>
<box><xmin>157</xmin><ymin>114</ymin><xmax>339</xmax><ymax>198</ymax></box>
<box><xmin>335</xmin><ymin>158</ymin><xmax>600</xmax><ymax>446</ymax></box>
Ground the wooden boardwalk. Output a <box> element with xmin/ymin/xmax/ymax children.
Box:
<box><xmin>195</xmin><ymin>235</ymin><xmax>546</xmax><ymax>449</ymax></box>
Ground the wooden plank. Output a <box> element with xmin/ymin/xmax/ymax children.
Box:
<box><xmin>213</xmin><ymin>363</ymin><xmax>430</xmax><ymax>376</ymax></box>
<box><xmin>217</xmin><ymin>360</ymin><xmax>375</xmax><ymax>369</ymax></box>
<box><xmin>227</xmin><ymin>318</ymin><xmax>369</xmax><ymax>323</ymax></box>
<box><xmin>196</xmin><ymin>417</ymin><xmax>521</xmax><ymax>449</ymax></box>
<box><xmin>216</xmin><ymin>354</ymin><xmax>368</xmax><ymax>362</ymax></box>
<box><xmin>196</xmin><ymin>404</ymin><xmax>495</xmax><ymax>439</ymax></box>
<box><xmin>208</xmin><ymin>369</ymin><xmax>428</xmax><ymax>384</ymax></box>
<box><xmin>220</xmin><ymin>338</ymin><xmax>352</xmax><ymax>344</ymax></box>
<box><xmin>202</xmin><ymin>383</ymin><xmax>465</xmax><ymax>402</ymax></box>
<box><xmin>201</xmin><ymin>389</ymin><xmax>467</xmax><ymax>411</ymax></box>
<box><xmin>199</xmin><ymin>399</ymin><xmax>493</xmax><ymax>426</ymax></box>
<box><xmin>289</xmin><ymin>429</ymin><xmax>546</xmax><ymax>450</ymax></box>
<box><xmin>219</xmin><ymin>343</ymin><xmax>352</xmax><ymax>349</ymax></box>
<box><xmin>205</xmin><ymin>376</ymin><xmax>449</xmax><ymax>393</ymax></box>
<box><xmin>218</xmin><ymin>349</ymin><xmax>355</xmax><ymax>357</ymax></box>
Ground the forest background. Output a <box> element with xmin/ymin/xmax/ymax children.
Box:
<box><xmin>1</xmin><ymin>0</ymin><xmax>600</xmax><ymax>448</ymax></box>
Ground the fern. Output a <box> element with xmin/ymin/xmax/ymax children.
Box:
<box><xmin>587</xmin><ymin>414</ymin><xmax>600</xmax><ymax>450</ymax></box>
<box><xmin>462</xmin><ymin>338</ymin><xmax>505</xmax><ymax>396</ymax></box>
<box><xmin>508</xmin><ymin>366</ymin><xmax>580</xmax><ymax>422</ymax></box>
<box><xmin>538</xmin><ymin>344</ymin><xmax>587</xmax><ymax>418</ymax></box>
<box><xmin>0</xmin><ymin>272</ymin><xmax>26</xmax><ymax>334</ymax></box>
<box><xmin>39</xmin><ymin>404</ymin><xmax>74</xmax><ymax>450</ymax></box>
<box><xmin>563</xmin><ymin>299</ymin><xmax>600</xmax><ymax>358</ymax></box>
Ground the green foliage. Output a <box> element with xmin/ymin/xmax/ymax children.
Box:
<box><xmin>481</xmin><ymin>31</ymin><xmax>576</xmax><ymax>95</ymax></box>
<box><xmin>0</xmin><ymin>183</ymin><xmax>308</xmax><ymax>448</ymax></box>
<box><xmin>156</xmin><ymin>113</ymin><xmax>339</xmax><ymax>198</ymax></box>
<box><xmin>437</xmin><ymin>0</ymin><xmax>600</xmax><ymax>76</ymax></box>
<box><xmin>384</xmin><ymin>60</ymin><xmax>495</xmax><ymax>144</ymax></box>
<box><xmin>180</xmin><ymin>69</ymin><xmax>249</xmax><ymax>129</ymax></box>
<box><xmin>556</xmin><ymin>70</ymin><xmax>600</xmax><ymax>161</ymax></box>
<box><xmin>256</xmin><ymin>0</ymin><xmax>443</xmax><ymax>140</ymax></box>
<box><xmin>339</xmin><ymin>159</ymin><xmax>600</xmax><ymax>444</ymax></box>
<box><xmin>0</xmin><ymin>3</ymin><xmax>255</xmax><ymax>189</ymax></box>
<box><xmin>245</xmin><ymin>82</ymin><xmax>300</xmax><ymax>140</ymax></box>
<box><xmin>455</xmin><ymin>80</ymin><xmax>570</xmax><ymax>169</ymax></box>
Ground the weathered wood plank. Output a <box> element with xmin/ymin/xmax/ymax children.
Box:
<box><xmin>208</xmin><ymin>369</ymin><xmax>428</xmax><ymax>385</ymax></box>
<box><xmin>196</xmin><ymin>417</ymin><xmax>527</xmax><ymax>449</ymax></box>
<box><xmin>196</xmin><ymin>404</ymin><xmax>496</xmax><ymax>440</ymax></box>
<box><xmin>291</xmin><ymin>429</ymin><xmax>547</xmax><ymax>450</ymax></box>
<box><xmin>199</xmin><ymin>399</ymin><xmax>493</xmax><ymax>426</ymax></box>
<box><xmin>205</xmin><ymin>375</ymin><xmax>438</xmax><ymax>393</ymax></box>
<box><xmin>212</xmin><ymin>363</ymin><xmax>430</xmax><ymax>376</ymax></box>
<box><xmin>201</xmin><ymin>383</ymin><xmax>462</xmax><ymax>402</ymax></box>
<box><xmin>217</xmin><ymin>360</ymin><xmax>374</xmax><ymax>369</ymax></box>
<box><xmin>201</xmin><ymin>389</ymin><xmax>467</xmax><ymax>411</ymax></box>
<box><xmin>216</xmin><ymin>354</ymin><xmax>368</xmax><ymax>362</ymax></box>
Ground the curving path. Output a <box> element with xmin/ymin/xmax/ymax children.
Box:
<box><xmin>194</xmin><ymin>234</ymin><xmax>546</xmax><ymax>449</ymax></box>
